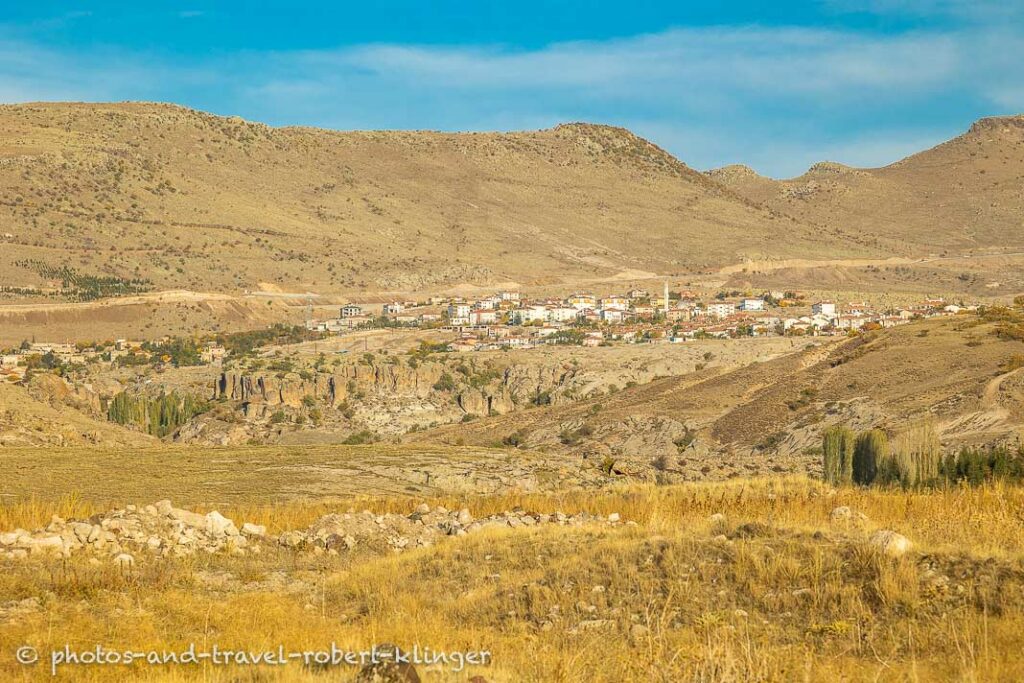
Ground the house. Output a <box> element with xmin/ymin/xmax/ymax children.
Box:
<box><xmin>811</xmin><ymin>301</ymin><xmax>837</xmax><ymax>318</ymax></box>
<box><xmin>567</xmin><ymin>293</ymin><xmax>597</xmax><ymax>310</ymax></box>
<box><xmin>340</xmin><ymin>304</ymin><xmax>363</xmax><ymax>318</ymax></box>
<box><xmin>382</xmin><ymin>302</ymin><xmax>404</xmax><ymax>316</ymax></box>
<box><xmin>447</xmin><ymin>303</ymin><xmax>471</xmax><ymax>325</ymax></box>
<box><xmin>450</xmin><ymin>337</ymin><xmax>478</xmax><ymax>353</ymax></box>
<box><xmin>470</xmin><ymin>309</ymin><xmax>497</xmax><ymax>325</ymax></box>
<box><xmin>548</xmin><ymin>306</ymin><xmax>579</xmax><ymax>323</ymax></box>
<box><xmin>600</xmin><ymin>309</ymin><xmax>625</xmax><ymax>324</ymax></box>
<box><xmin>834</xmin><ymin>315</ymin><xmax>868</xmax><ymax>331</ymax></box>
<box><xmin>0</xmin><ymin>354</ymin><xmax>20</xmax><ymax>369</ymax></box>
<box><xmin>512</xmin><ymin>305</ymin><xmax>549</xmax><ymax>325</ymax></box>
<box><xmin>627</xmin><ymin>289</ymin><xmax>650</xmax><ymax>300</ymax></box>
<box><xmin>706</xmin><ymin>302</ymin><xmax>736</xmax><ymax>319</ymax></box>
<box><xmin>600</xmin><ymin>295</ymin><xmax>629</xmax><ymax>311</ymax></box>
<box><xmin>739</xmin><ymin>298</ymin><xmax>765</xmax><ymax>311</ymax></box>
<box><xmin>632</xmin><ymin>305</ymin><xmax>655</xmax><ymax>318</ymax></box>
<box><xmin>499</xmin><ymin>291</ymin><xmax>521</xmax><ymax>302</ymax></box>
<box><xmin>475</xmin><ymin>296</ymin><xmax>501</xmax><ymax>310</ymax></box>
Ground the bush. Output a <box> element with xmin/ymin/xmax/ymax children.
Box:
<box><xmin>342</xmin><ymin>430</ymin><xmax>376</xmax><ymax>445</ymax></box>
<box><xmin>822</xmin><ymin>426</ymin><xmax>855</xmax><ymax>485</ymax></box>
<box><xmin>433</xmin><ymin>372</ymin><xmax>456</xmax><ymax>392</ymax></box>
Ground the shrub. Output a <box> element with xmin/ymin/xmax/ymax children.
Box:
<box><xmin>342</xmin><ymin>430</ymin><xmax>376</xmax><ymax>445</ymax></box>
<box><xmin>502</xmin><ymin>430</ymin><xmax>528</xmax><ymax>447</ymax></box>
<box><xmin>822</xmin><ymin>426</ymin><xmax>855</xmax><ymax>485</ymax></box>
<box><xmin>433</xmin><ymin>372</ymin><xmax>456</xmax><ymax>392</ymax></box>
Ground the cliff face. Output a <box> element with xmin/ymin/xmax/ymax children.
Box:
<box><xmin>213</xmin><ymin>360</ymin><xmax>581</xmax><ymax>416</ymax></box>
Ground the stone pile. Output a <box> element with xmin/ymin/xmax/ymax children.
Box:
<box><xmin>0</xmin><ymin>501</ymin><xmax>625</xmax><ymax>564</ymax></box>
<box><xmin>283</xmin><ymin>504</ymin><xmax>624</xmax><ymax>555</ymax></box>
<box><xmin>0</xmin><ymin>500</ymin><xmax>262</xmax><ymax>562</ymax></box>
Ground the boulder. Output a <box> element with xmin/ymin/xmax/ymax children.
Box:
<box><xmin>869</xmin><ymin>530</ymin><xmax>912</xmax><ymax>557</ymax></box>
<box><xmin>114</xmin><ymin>553</ymin><xmax>135</xmax><ymax>568</ymax></box>
<box><xmin>241</xmin><ymin>523</ymin><xmax>267</xmax><ymax>538</ymax></box>
<box><xmin>169</xmin><ymin>507</ymin><xmax>207</xmax><ymax>529</ymax></box>
<box><xmin>204</xmin><ymin>511</ymin><xmax>239</xmax><ymax>537</ymax></box>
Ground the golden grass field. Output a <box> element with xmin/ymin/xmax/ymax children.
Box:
<box><xmin>2</xmin><ymin>469</ymin><xmax>1024</xmax><ymax>682</ymax></box>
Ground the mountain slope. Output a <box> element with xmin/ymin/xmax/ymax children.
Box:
<box><xmin>709</xmin><ymin>116</ymin><xmax>1024</xmax><ymax>256</ymax></box>
<box><xmin>0</xmin><ymin>102</ymin><xmax>861</xmax><ymax>295</ymax></box>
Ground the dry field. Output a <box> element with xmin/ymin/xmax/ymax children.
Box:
<box><xmin>1</xmin><ymin>472</ymin><xmax>1024</xmax><ymax>682</ymax></box>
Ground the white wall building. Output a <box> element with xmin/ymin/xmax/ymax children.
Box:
<box><xmin>739</xmin><ymin>298</ymin><xmax>765</xmax><ymax>311</ymax></box>
<box><xmin>812</xmin><ymin>301</ymin><xmax>837</xmax><ymax>318</ymax></box>
<box><xmin>706</xmin><ymin>302</ymin><xmax>736</xmax><ymax>319</ymax></box>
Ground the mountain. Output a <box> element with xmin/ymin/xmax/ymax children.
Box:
<box><xmin>708</xmin><ymin>116</ymin><xmax>1024</xmax><ymax>256</ymax></box>
<box><xmin>0</xmin><ymin>102</ymin><xmax>858</xmax><ymax>296</ymax></box>
<box><xmin>0</xmin><ymin>103</ymin><xmax>1021</xmax><ymax>298</ymax></box>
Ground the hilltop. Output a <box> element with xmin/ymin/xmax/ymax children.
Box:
<box><xmin>709</xmin><ymin>115</ymin><xmax>1024</xmax><ymax>256</ymax></box>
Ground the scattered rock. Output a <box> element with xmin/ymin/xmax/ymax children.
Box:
<box><xmin>241</xmin><ymin>523</ymin><xmax>266</xmax><ymax>538</ymax></box>
<box><xmin>830</xmin><ymin>506</ymin><xmax>868</xmax><ymax>525</ymax></box>
<box><xmin>870</xmin><ymin>530</ymin><xmax>912</xmax><ymax>557</ymax></box>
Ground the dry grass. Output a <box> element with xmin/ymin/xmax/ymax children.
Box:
<box><xmin>2</xmin><ymin>477</ymin><xmax>1024</xmax><ymax>681</ymax></box>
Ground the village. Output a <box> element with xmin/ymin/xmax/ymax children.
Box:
<box><xmin>307</xmin><ymin>285</ymin><xmax>975</xmax><ymax>353</ymax></box>
<box><xmin>0</xmin><ymin>284</ymin><xmax>976</xmax><ymax>383</ymax></box>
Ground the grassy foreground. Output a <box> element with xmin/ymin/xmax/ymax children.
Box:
<box><xmin>2</xmin><ymin>477</ymin><xmax>1024</xmax><ymax>681</ymax></box>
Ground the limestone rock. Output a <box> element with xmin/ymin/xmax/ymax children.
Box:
<box><xmin>870</xmin><ymin>530</ymin><xmax>912</xmax><ymax>557</ymax></box>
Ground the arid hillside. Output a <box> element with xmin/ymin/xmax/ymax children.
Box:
<box><xmin>0</xmin><ymin>101</ymin><xmax>848</xmax><ymax>297</ymax></box>
<box><xmin>708</xmin><ymin>115</ymin><xmax>1024</xmax><ymax>256</ymax></box>
<box><xmin>410</xmin><ymin>313</ymin><xmax>1024</xmax><ymax>479</ymax></box>
<box><xmin>6</xmin><ymin>104</ymin><xmax>1023</xmax><ymax>300</ymax></box>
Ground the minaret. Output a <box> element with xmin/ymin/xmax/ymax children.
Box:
<box><xmin>663</xmin><ymin>281</ymin><xmax>670</xmax><ymax>315</ymax></box>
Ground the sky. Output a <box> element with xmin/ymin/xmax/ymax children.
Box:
<box><xmin>0</xmin><ymin>1</ymin><xmax>1022</xmax><ymax>177</ymax></box>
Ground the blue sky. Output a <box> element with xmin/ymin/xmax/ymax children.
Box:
<box><xmin>1</xmin><ymin>1</ymin><xmax>1022</xmax><ymax>177</ymax></box>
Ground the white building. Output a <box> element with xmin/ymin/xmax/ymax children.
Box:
<box><xmin>812</xmin><ymin>301</ymin><xmax>837</xmax><ymax>318</ymax></box>
<box><xmin>499</xmin><ymin>291</ymin><xmax>521</xmax><ymax>302</ymax></box>
<box><xmin>512</xmin><ymin>305</ymin><xmax>549</xmax><ymax>324</ymax></box>
<box><xmin>599</xmin><ymin>295</ymin><xmax>629</xmax><ymax>311</ymax></box>
<box><xmin>567</xmin><ymin>293</ymin><xmax>597</xmax><ymax>310</ymax></box>
<box><xmin>600</xmin><ymin>309</ymin><xmax>625</xmax><ymax>323</ymax></box>
<box><xmin>340</xmin><ymin>304</ymin><xmax>363</xmax><ymax>318</ymax></box>
<box><xmin>548</xmin><ymin>306</ymin><xmax>579</xmax><ymax>323</ymax></box>
<box><xmin>382</xmin><ymin>302</ymin><xmax>404</xmax><ymax>316</ymax></box>
<box><xmin>470</xmin><ymin>309</ymin><xmax>497</xmax><ymax>325</ymax></box>
<box><xmin>739</xmin><ymin>298</ymin><xmax>765</xmax><ymax>311</ymax></box>
<box><xmin>706</xmin><ymin>302</ymin><xmax>736</xmax><ymax>319</ymax></box>
<box><xmin>447</xmin><ymin>303</ymin><xmax>471</xmax><ymax>324</ymax></box>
